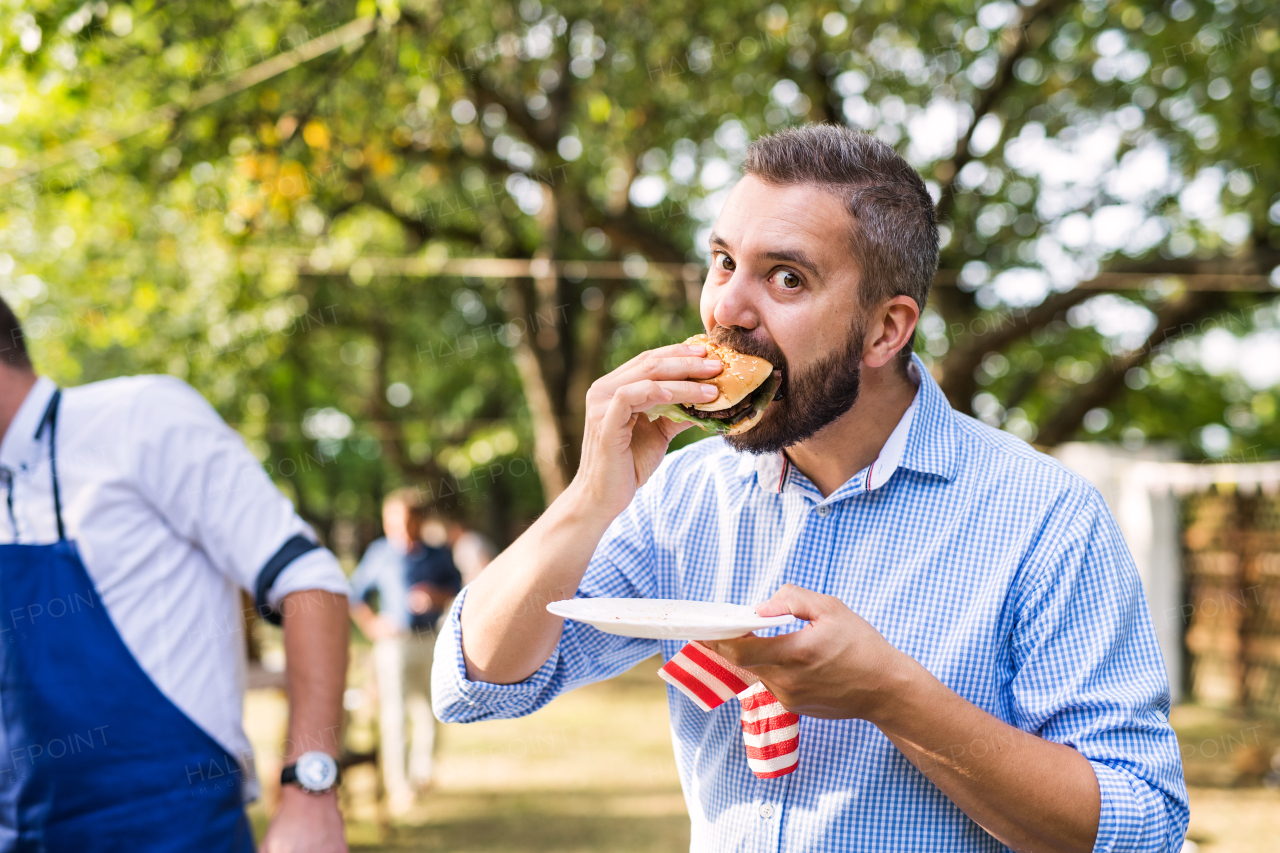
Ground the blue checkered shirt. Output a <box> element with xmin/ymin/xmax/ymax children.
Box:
<box><xmin>433</xmin><ymin>355</ymin><xmax>1188</xmax><ymax>852</ymax></box>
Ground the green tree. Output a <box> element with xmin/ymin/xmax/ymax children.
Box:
<box><xmin>2</xmin><ymin>0</ymin><xmax>1278</xmax><ymax>547</ymax></box>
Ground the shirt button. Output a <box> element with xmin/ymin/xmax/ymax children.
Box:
<box><xmin>815</xmin><ymin>505</ymin><xmax>830</xmax><ymax>517</ymax></box>
<box><xmin>759</xmin><ymin>803</ymin><xmax>774</xmax><ymax>819</ymax></box>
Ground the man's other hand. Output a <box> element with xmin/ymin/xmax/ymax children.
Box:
<box><xmin>350</xmin><ymin>602</ymin><xmax>400</xmax><ymax>642</ymax></box>
<box><xmin>260</xmin><ymin>787</ymin><xmax>347</xmax><ymax>853</ymax></box>
<box><xmin>407</xmin><ymin>582</ymin><xmax>453</xmax><ymax>616</ymax></box>
<box><xmin>702</xmin><ymin>584</ymin><xmax>914</xmax><ymax>722</ymax></box>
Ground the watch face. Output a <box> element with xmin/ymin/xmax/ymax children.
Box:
<box><xmin>296</xmin><ymin>752</ymin><xmax>338</xmax><ymax>791</ymax></box>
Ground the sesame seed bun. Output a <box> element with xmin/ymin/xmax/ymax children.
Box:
<box><xmin>685</xmin><ymin>334</ymin><xmax>775</xmax><ymax>412</ymax></box>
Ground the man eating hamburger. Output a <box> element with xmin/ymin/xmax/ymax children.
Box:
<box><xmin>433</xmin><ymin>124</ymin><xmax>1187</xmax><ymax>853</ymax></box>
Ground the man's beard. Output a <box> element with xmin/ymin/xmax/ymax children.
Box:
<box><xmin>710</xmin><ymin>322</ymin><xmax>865</xmax><ymax>455</ymax></box>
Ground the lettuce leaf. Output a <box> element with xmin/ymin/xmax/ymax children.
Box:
<box><xmin>750</xmin><ymin>369</ymin><xmax>783</xmax><ymax>414</ymax></box>
<box><xmin>643</xmin><ymin>403</ymin><xmax>736</xmax><ymax>434</ymax></box>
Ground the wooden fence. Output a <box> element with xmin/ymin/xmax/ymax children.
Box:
<box><xmin>1183</xmin><ymin>491</ymin><xmax>1280</xmax><ymax>710</ymax></box>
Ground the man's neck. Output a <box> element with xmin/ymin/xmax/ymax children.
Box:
<box><xmin>0</xmin><ymin>367</ymin><xmax>38</xmax><ymax>447</ymax></box>
<box><xmin>784</xmin><ymin>362</ymin><xmax>918</xmax><ymax>498</ymax></box>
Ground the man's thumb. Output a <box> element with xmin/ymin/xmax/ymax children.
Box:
<box><xmin>753</xmin><ymin>584</ymin><xmax>824</xmax><ymax>621</ymax></box>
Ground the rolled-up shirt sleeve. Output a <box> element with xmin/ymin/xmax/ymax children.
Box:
<box><xmin>1009</xmin><ymin>485</ymin><xmax>1188</xmax><ymax>853</ymax></box>
<box><xmin>269</xmin><ymin>548</ymin><xmax>349</xmax><ymax>606</ymax></box>
<box><xmin>433</xmin><ymin>475</ymin><xmax>667</xmax><ymax>724</ymax></box>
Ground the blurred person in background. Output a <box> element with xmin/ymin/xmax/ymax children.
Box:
<box><xmin>423</xmin><ymin>508</ymin><xmax>496</xmax><ymax>586</ymax></box>
<box><xmin>349</xmin><ymin>488</ymin><xmax>460</xmax><ymax>814</ymax></box>
<box><xmin>0</xmin><ymin>296</ymin><xmax>351</xmax><ymax>852</ymax></box>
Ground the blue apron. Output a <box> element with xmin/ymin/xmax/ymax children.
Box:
<box><xmin>0</xmin><ymin>390</ymin><xmax>255</xmax><ymax>852</ymax></box>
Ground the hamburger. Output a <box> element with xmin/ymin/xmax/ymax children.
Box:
<box><xmin>645</xmin><ymin>334</ymin><xmax>782</xmax><ymax>435</ymax></box>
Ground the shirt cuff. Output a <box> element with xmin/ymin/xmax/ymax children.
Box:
<box><xmin>267</xmin><ymin>547</ymin><xmax>351</xmax><ymax>607</ymax></box>
<box><xmin>431</xmin><ymin>586</ymin><xmax>562</xmax><ymax>723</ymax></box>
<box><xmin>1091</xmin><ymin>759</ymin><xmax>1145</xmax><ymax>853</ymax></box>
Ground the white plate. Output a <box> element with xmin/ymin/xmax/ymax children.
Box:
<box><xmin>545</xmin><ymin>598</ymin><xmax>796</xmax><ymax>641</ymax></box>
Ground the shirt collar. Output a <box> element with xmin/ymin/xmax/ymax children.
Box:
<box><xmin>0</xmin><ymin>376</ymin><xmax>57</xmax><ymax>474</ymax></box>
<box><xmin>898</xmin><ymin>353</ymin><xmax>959</xmax><ymax>482</ymax></box>
<box><xmin>740</xmin><ymin>353</ymin><xmax>958</xmax><ymax>495</ymax></box>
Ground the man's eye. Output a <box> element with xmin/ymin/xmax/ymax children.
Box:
<box><xmin>714</xmin><ymin>252</ymin><xmax>735</xmax><ymax>271</ymax></box>
<box><xmin>775</xmin><ymin>270</ymin><xmax>801</xmax><ymax>289</ymax></box>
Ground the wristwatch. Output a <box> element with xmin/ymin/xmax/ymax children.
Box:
<box><xmin>281</xmin><ymin>750</ymin><xmax>340</xmax><ymax>794</ymax></box>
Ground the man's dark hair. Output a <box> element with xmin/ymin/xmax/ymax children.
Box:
<box><xmin>0</xmin><ymin>295</ymin><xmax>32</xmax><ymax>370</ymax></box>
<box><xmin>741</xmin><ymin>124</ymin><xmax>939</xmax><ymax>366</ymax></box>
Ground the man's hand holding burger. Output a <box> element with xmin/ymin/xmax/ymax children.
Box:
<box><xmin>459</xmin><ymin>338</ymin><xmax>728</xmax><ymax>685</ymax></box>
<box><xmin>574</xmin><ymin>340</ymin><xmax>725</xmax><ymax>519</ymax></box>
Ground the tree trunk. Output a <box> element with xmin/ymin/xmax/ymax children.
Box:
<box><xmin>512</xmin><ymin>340</ymin><xmax>570</xmax><ymax>502</ymax></box>
<box><xmin>505</xmin><ymin>256</ymin><xmax>573</xmax><ymax>504</ymax></box>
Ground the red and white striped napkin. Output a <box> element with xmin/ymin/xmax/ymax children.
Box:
<box><xmin>658</xmin><ymin>641</ymin><xmax>800</xmax><ymax>778</ymax></box>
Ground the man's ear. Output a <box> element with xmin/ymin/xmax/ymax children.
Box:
<box><xmin>862</xmin><ymin>296</ymin><xmax>919</xmax><ymax>369</ymax></box>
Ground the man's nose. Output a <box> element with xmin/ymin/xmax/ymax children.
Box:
<box><xmin>708</xmin><ymin>270</ymin><xmax>760</xmax><ymax>332</ymax></box>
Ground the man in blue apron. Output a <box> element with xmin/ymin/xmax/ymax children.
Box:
<box><xmin>0</xmin><ymin>297</ymin><xmax>351</xmax><ymax>852</ymax></box>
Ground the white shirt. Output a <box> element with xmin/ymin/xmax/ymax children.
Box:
<box><xmin>0</xmin><ymin>375</ymin><xmax>350</xmax><ymax>800</ymax></box>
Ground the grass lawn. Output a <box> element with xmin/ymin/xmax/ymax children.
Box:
<box><xmin>246</xmin><ymin>656</ymin><xmax>1280</xmax><ymax>852</ymax></box>
<box><xmin>343</xmin><ymin>656</ymin><xmax>689</xmax><ymax>852</ymax></box>
<box><xmin>248</xmin><ymin>654</ymin><xmax>690</xmax><ymax>852</ymax></box>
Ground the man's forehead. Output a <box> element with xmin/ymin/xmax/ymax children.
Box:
<box><xmin>713</xmin><ymin>178</ymin><xmax>849</xmax><ymax>247</ymax></box>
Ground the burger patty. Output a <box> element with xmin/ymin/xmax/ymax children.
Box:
<box><xmin>679</xmin><ymin>393</ymin><xmax>756</xmax><ymax>423</ymax></box>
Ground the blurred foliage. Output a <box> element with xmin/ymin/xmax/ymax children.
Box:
<box><xmin>1</xmin><ymin>0</ymin><xmax>1279</xmax><ymax>547</ymax></box>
